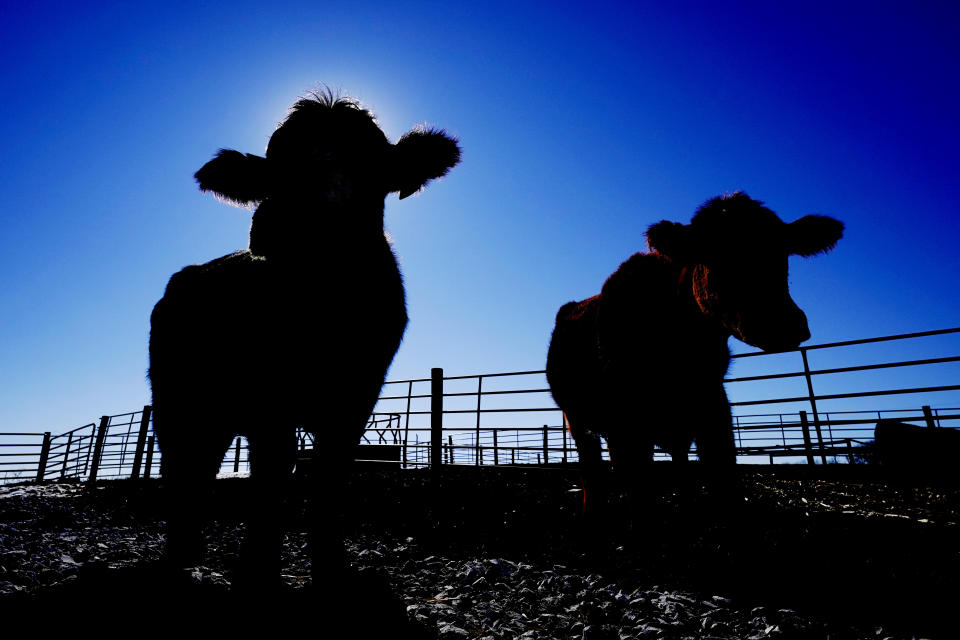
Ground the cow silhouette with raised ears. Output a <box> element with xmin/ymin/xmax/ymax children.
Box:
<box><xmin>148</xmin><ymin>89</ymin><xmax>460</xmax><ymax>587</ymax></box>
<box><xmin>546</xmin><ymin>193</ymin><xmax>843</xmax><ymax>518</ymax></box>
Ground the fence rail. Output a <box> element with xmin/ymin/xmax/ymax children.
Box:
<box><xmin>2</xmin><ymin>327</ymin><xmax>958</xmax><ymax>484</ymax></box>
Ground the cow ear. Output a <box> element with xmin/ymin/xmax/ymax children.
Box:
<box><xmin>194</xmin><ymin>149</ymin><xmax>273</xmax><ymax>207</ymax></box>
<box><xmin>646</xmin><ymin>221</ymin><xmax>700</xmax><ymax>263</ymax></box>
<box><xmin>390</xmin><ymin>127</ymin><xmax>461</xmax><ymax>199</ymax></box>
<box><xmin>787</xmin><ymin>215</ymin><xmax>844</xmax><ymax>257</ymax></box>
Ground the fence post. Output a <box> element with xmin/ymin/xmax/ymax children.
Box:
<box><xmin>799</xmin><ymin>411</ymin><xmax>814</xmax><ymax>465</ymax></box>
<box><xmin>83</xmin><ymin>424</ymin><xmax>95</xmax><ymax>476</ymax></box>
<box><xmin>35</xmin><ymin>432</ymin><xmax>52</xmax><ymax>484</ymax></box>
<box><xmin>60</xmin><ymin>432</ymin><xmax>73</xmax><ymax>479</ymax></box>
<box><xmin>403</xmin><ymin>381</ymin><xmax>413</xmax><ymax>469</ymax></box>
<box><xmin>812</xmin><ymin>418</ymin><xmax>826</xmax><ymax>466</ymax></box>
<box><xmin>475</xmin><ymin>376</ymin><xmax>483</xmax><ymax>466</ymax></box>
<box><xmin>233</xmin><ymin>437</ymin><xmax>242</xmax><ymax>473</ymax></box>
<box><xmin>87</xmin><ymin>416</ymin><xmax>110</xmax><ymax>485</ymax></box>
<box><xmin>562</xmin><ymin>417</ymin><xmax>568</xmax><ymax>464</ymax></box>
<box><xmin>542</xmin><ymin>425</ymin><xmax>549</xmax><ymax>465</ymax></box>
<box><xmin>431</xmin><ymin>368</ymin><xmax>444</xmax><ymax>472</ymax></box>
<box><xmin>493</xmin><ymin>429</ymin><xmax>499</xmax><ymax>466</ymax></box>
<box><xmin>144</xmin><ymin>436</ymin><xmax>155</xmax><ymax>479</ymax></box>
<box><xmin>800</xmin><ymin>349</ymin><xmax>825</xmax><ymax>458</ymax></box>
<box><xmin>130</xmin><ymin>405</ymin><xmax>153</xmax><ymax>480</ymax></box>
<box><xmin>922</xmin><ymin>405</ymin><xmax>936</xmax><ymax>428</ymax></box>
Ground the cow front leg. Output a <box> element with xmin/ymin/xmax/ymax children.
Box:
<box><xmin>234</xmin><ymin>429</ymin><xmax>296</xmax><ymax>591</ymax></box>
<box><xmin>157</xmin><ymin>425</ymin><xmax>230</xmax><ymax>571</ymax></box>
<box><xmin>307</xmin><ymin>443</ymin><xmax>351</xmax><ymax>587</ymax></box>
<box><xmin>693</xmin><ymin>391</ymin><xmax>738</xmax><ymax>504</ymax></box>
<box><xmin>306</xmin><ymin>393</ymin><xmax>378</xmax><ymax>588</ymax></box>
<box><xmin>693</xmin><ymin>405</ymin><xmax>740</xmax><ymax>526</ymax></box>
<box><xmin>693</xmin><ymin>386</ymin><xmax>736</xmax><ymax>467</ymax></box>
<box><xmin>607</xmin><ymin>432</ymin><xmax>654</xmax><ymax>533</ymax></box>
<box><xmin>566</xmin><ymin>413</ymin><xmax>608</xmax><ymax>519</ymax></box>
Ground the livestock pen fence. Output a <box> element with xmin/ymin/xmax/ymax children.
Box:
<box><xmin>2</xmin><ymin>327</ymin><xmax>959</xmax><ymax>484</ymax></box>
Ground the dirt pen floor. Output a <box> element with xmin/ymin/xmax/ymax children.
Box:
<box><xmin>1</xmin><ymin>464</ymin><xmax>957</xmax><ymax>639</ymax></box>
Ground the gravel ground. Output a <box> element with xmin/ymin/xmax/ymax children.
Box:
<box><xmin>0</xmin><ymin>466</ymin><xmax>957</xmax><ymax>638</ymax></box>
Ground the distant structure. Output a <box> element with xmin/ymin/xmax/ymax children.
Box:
<box><xmin>148</xmin><ymin>90</ymin><xmax>460</xmax><ymax>584</ymax></box>
<box><xmin>546</xmin><ymin>193</ymin><xmax>843</xmax><ymax>516</ymax></box>
<box><xmin>874</xmin><ymin>419</ymin><xmax>960</xmax><ymax>478</ymax></box>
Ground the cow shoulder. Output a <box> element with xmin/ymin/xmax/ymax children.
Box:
<box><xmin>597</xmin><ymin>252</ymin><xmax>679</xmax><ymax>344</ymax></box>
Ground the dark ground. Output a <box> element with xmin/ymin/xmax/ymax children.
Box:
<box><xmin>1</xmin><ymin>464</ymin><xmax>957</xmax><ymax>638</ymax></box>
<box><xmin>344</xmin><ymin>464</ymin><xmax>960</xmax><ymax>637</ymax></box>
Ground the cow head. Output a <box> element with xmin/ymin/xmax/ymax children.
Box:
<box><xmin>194</xmin><ymin>90</ymin><xmax>460</xmax><ymax>207</ymax></box>
<box><xmin>646</xmin><ymin>193</ymin><xmax>843</xmax><ymax>352</ymax></box>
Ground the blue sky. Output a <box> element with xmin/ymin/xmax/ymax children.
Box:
<box><xmin>1</xmin><ymin>0</ymin><xmax>958</xmax><ymax>434</ymax></box>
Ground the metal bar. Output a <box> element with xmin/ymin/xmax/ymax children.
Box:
<box><xmin>442</xmin><ymin>369</ymin><xmax>548</xmax><ymax>380</ymax></box>
<box><xmin>542</xmin><ymin>425</ymin><xmax>549</xmax><ymax>465</ymax></box>
<box><xmin>118</xmin><ymin>415</ymin><xmax>134</xmax><ymax>477</ymax></box>
<box><xmin>731</xmin><ymin>384</ymin><xmax>960</xmax><ymax>407</ymax></box>
<box><xmin>130</xmin><ymin>405</ymin><xmax>152</xmax><ymax>480</ymax></box>
<box><xmin>475</xmin><ymin>376</ymin><xmax>483</xmax><ymax>466</ymax></box>
<box><xmin>145</xmin><ymin>436</ymin><xmax>155</xmax><ymax>479</ymax></box>
<box><xmin>730</xmin><ymin>327</ymin><xmax>960</xmax><ymax>359</ymax></box>
<box><xmin>403</xmin><ymin>380</ymin><xmax>412</xmax><ymax>469</ymax></box>
<box><xmin>431</xmin><ymin>368</ymin><xmax>444</xmax><ymax>471</ymax></box>
<box><xmin>60</xmin><ymin>432</ymin><xmax>73</xmax><ymax>479</ymax></box>
<box><xmin>799</xmin><ymin>411</ymin><xmax>814</xmax><ymax>465</ymax></box>
<box><xmin>84</xmin><ymin>424</ymin><xmax>95</xmax><ymax>476</ymax></box>
<box><xmin>800</xmin><ymin>349</ymin><xmax>824</xmax><ymax>446</ymax></box>
<box><xmin>724</xmin><ymin>355</ymin><xmax>960</xmax><ymax>383</ymax></box>
<box><xmin>35</xmin><ymin>432</ymin><xmax>51</xmax><ymax>483</ymax></box>
<box><xmin>731</xmin><ymin>413</ymin><xmax>960</xmax><ymax>430</ymax></box>
<box><xmin>394</xmin><ymin>410</ymin><xmax>560</xmax><ymax>418</ymax></box>
<box><xmin>923</xmin><ymin>405</ymin><xmax>936</xmax><ymax>428</ymax></box>
<box><xmin>562</xmin><ymin>418</ymin><xmax>568</xmax><ymax>463</ymax></box>
<box><xmin>87</xmin><ymin>416</ymin><xmax>110</xmax><ymax>485</ymax></box>
<box><xmin>443</xmin><ymin>388</ymin><xmax>552</xmax><ymax>398</ymax></box>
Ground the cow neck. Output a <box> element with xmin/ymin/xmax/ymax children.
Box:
<box><xmin>248</xmin><ymin>198</ymin><xmax>387</xmax><ymax>267</ymax></box>
<box><xmin>674</xmin><ymin>263</ymin><xmax>731</xmax><ymax>343</ymax></box>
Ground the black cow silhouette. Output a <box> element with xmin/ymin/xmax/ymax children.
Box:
<box><xmin>546</xmin><ymin>193</ymin><xmax>843</xmax><ymax>516</ymax></box>
<box><xmin>148</xmin><ymin>90</ymin><xmax>460</xmax><ymax>585</ymax></box>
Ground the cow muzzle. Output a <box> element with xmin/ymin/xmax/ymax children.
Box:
<box><xmin>735</xmin><ymin>305</ymin><xmax>811</xmax><ymax>353</ymax></box>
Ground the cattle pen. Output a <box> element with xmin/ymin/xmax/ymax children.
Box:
<box><xmin>2</xmin><ymin>326</ymin><xmax>959</xmax><ymax>485</ymax></box>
